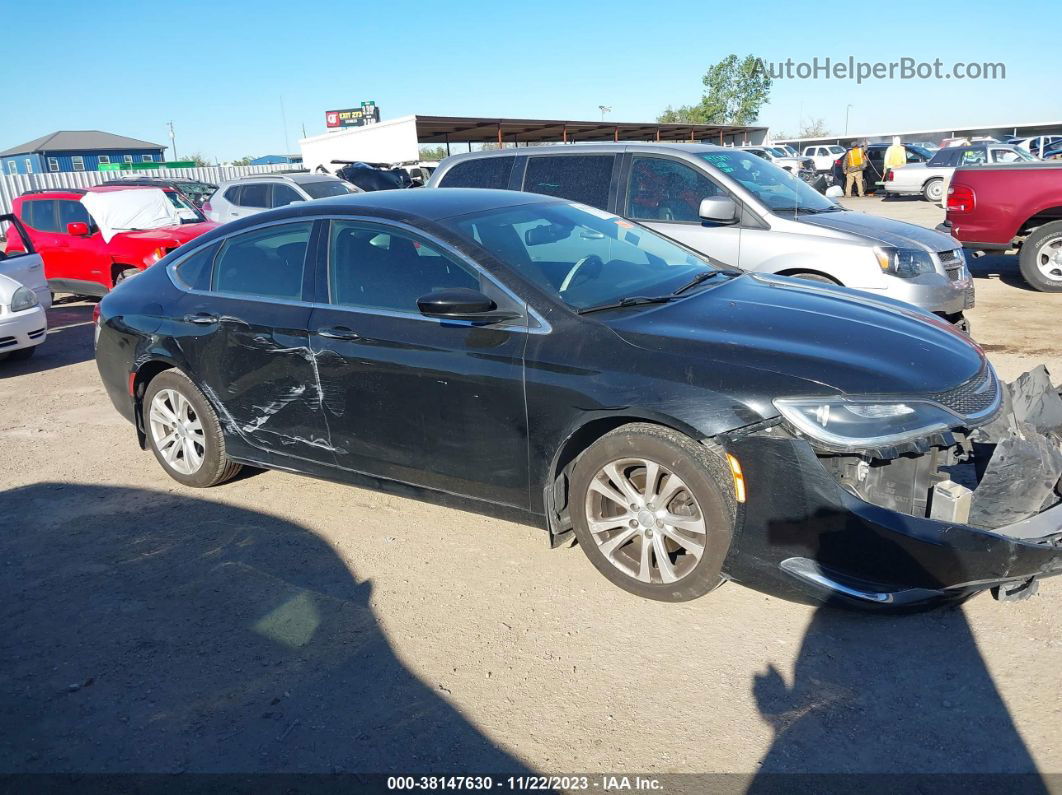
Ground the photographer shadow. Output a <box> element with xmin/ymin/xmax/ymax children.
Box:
<box><xmin>0</xmin><ymin>482</ymin><xmax>533</xmax><ymax>776</ymax></box>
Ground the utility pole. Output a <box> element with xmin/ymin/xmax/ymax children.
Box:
<box><xmin>599</xmin><ymin>105</ymin><xmax>612</xmax><ymax>122</ymax></box>
<box><xmin>167</xmin><ymin>121</ymin><xmax>176</xmax><ymax>162</ymax></box>
<box><xmin>844</xmin><ymin>104</ymin><xmax>854</xmax><ymax>136</ymax></box>
<box><xmin>280</xmin><ymin>97</ymin><xmax>291</xmax><ymax>159</ymax></box>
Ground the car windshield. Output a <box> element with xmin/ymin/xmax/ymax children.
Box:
<box><xmin>441</xmin><ymin>201</ymin><xmax>734</xmax><ymax>312</ymax></box>
<box><xmin>301</xmin><ymin>180</ymin><xmax>355</xmax><ymax>199</ymax></box>
<box><xmin>164</xmin><ymin>191</ymin><xmax>206</xmax><ymax>223</ymax></box>
<box><xmin>765</xmin><ymin>147</ymin><xmax>789</xmax><ymax>157</ymax></box>
<box><xmin>697</xmin><ymin>150</ymin><xmax>838</xmax><ymax>214</ymax></box>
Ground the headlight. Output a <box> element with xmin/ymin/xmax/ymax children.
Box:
<box><xmin>773</xmin><ymin>396</ymin><xmax>959</xmax><ymax>451</ymax></box>
<box><xmin>873</xmin><ymin>247</ymin><xmax>936</xmax><ymax>278</ymax></box>
<box><xmin>9</xmin><ymin>286</ymin><xmax>39</xmax><ymax>313</ymax></box>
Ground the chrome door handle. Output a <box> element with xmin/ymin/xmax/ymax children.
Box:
<box><xmin>317</xmin><ymin>325</ymin><xmax>360</xmax><ymax>341</ymax></box>
<box><xmin>183</xmin><ymin>312</ymin><xmax>219</xmax><ymax>324</ymax></box>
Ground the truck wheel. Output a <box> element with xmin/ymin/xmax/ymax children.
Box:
<box><xmin>114</xmin><ymin>267</ymin><xmax>139</xmax><ymax>286</ymax></box>
<box><xmin>922</xmin><ymin>178</ymin><xmax>944</xmax><ymax>203</ymax></box>
<box><xmin>1019</xmin><ymin>221</ymin><xmax>1062</xmax><ymax>292</ymax></box>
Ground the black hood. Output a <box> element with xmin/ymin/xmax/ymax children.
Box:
<box><xmin>605</xmin><ymin>274</ymin><xmax>985</xmax><ymax>399</ymax></box>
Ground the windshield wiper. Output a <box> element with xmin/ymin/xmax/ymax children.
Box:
<box><xmin>671</xmin><ymin>270</ymin><xmax>729</xmax><ymax>295</ymax></box>
<box><xmin>795</xmin><ymin>206</ymin><xmax>842</xmax><ymax>214</ymax></box>
<box><xmin>577</xmin><ymin>295</ymin><xmax>675</xmax><ymax>315</ymax></box>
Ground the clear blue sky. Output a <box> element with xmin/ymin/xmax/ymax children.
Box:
<box><xmin>2</xmin><ymin>0</ymin><xmax>1056</xmax><ymax>161</ymax></box>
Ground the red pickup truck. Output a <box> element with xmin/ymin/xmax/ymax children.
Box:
<box><xmin>5</xmin><ymin>186</ymin><xmax>216</xmax><ymax>296</ymax></box>
<box><xmin>938</xmin><ymin>162</ymin><xmax>1062</xmax><ymax>292</ymax></box>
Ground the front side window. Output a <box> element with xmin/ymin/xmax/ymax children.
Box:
<box><xmin>626</xmin><ymin>156</ymin><xmax>723</xmax><ymax>222</ymax></box>
<box><xmin>272</xmin><ymin>183</ymin><xmax>304</xmax><ymax>207</ymax></box>
<box><xmin>991</xmin><ymin>148</ymin><xmax>1034</xmax><ymax>163</ymax></box>
<box><xmin>239</xmin><ymin>183</ymin><xmax>270</xmax><ymax>208</ymax></box>
<box><xmin>22</xmin><ymin>200</ymin><xmax>60</xmax><ymax>233</ymax></box>
<box><xmin>57</xmin><ymin>200</ymin><xmax>92</xmax><ymax>232</ymax></box>
<box><xmin>438</xmin><ymin>156</ymin><xmax>515</xmax><ymax>190</ymax></box>
<box><xmin>47</xmin><ymin>157</ymin><xmax>59</xmax><ymax>172</ymax></box>
<box><xmin>697</xmin><ymin>150</ymin><xmax>836</xmax><ymax>213</ymax></box>
<box><xmin>960</xmin><ymin>150</ymin><xmax>986</xmax><ymax>165</ymax></box>
<box><xmin>72</xmin><ymin>156</ymin><xmax>85</xmax><ymax>172</ymax></box>
<box><xmin>523</xmin><ymin>155</ymin><xmax>614</xmax><ymax>210</ymax></box>
<box><xmin>328</xmin><ymin>221</ymin><xmax>479</xmax><ymax>312</ymax></box>
<box><xmin>211</xmin><ymin>222</ymin><xmax>312</xmax><ymax>299</ymax></box>
<box><xmin>442</xmin><ymin>201</ymin><xmax>729</xmax><ymax>311</ymax></box>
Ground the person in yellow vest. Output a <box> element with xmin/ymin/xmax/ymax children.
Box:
<box><xmin>883</xmin><ymin>136</ymin><xmax>907</xmax><ymax>181</ymax></box>
<box><xmin>843</xmin><ymin>141</ymin><xmax>868</xmax><ymax>197</ymax></box>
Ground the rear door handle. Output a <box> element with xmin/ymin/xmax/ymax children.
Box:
<box><xmin>316</xmin><ymin>325</ymin><xmax>360</xmax><ymax>341</ymax></box>
<box><xmin>183</xmin><ymin>312</ymin><xmax>219</xmax><ymax>324</ymax></box>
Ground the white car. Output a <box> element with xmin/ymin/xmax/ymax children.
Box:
<box><xmin>884</xmin><ymin>144</ymin><xmax>1036</xmax><ymax>203</ymax></box>
<box><xmin>204</xmin><ymin>173</ymin><xmax>359</xmax><ymax>223</ymax></box>
<box><xmin>0</xmin><ymin>272</ymin><xmax>47</xmax><ymax>361</ymax></box>
<box><xmin>802</xmin><ymin>144</ymin><xmax>847</xmax><ymax>172</ymax></box>
<box><xmin>1</xmin><ymin>214</ymin><xmax>51</xmax><ymax>310</ymax></box>
<box><xmin>1010</xmin><ymin>135</ymin><xmax>1062</xmax><ymax>158</ymax></box>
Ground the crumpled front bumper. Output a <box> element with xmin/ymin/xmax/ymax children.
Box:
<box><xmin>721</xmin><ymin>430</ymin><xmax>1062</xmax><ymax>609</ymax></box>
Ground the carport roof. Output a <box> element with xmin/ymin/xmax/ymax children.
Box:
<box><xmin>411</xmin><ymin>115</ymin><xmax>765</xmax><ymax>144</ymax></box>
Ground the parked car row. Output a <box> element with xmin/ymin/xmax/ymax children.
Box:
<box><xmin>93</xmin><ymin>186</ymin><xmax>1062</xmax><ymax>610</ymax></box>
<box><xmin>884</xmin><ymin>144</ymin><xmax>1036</xmax><ymax>203</ymax></box>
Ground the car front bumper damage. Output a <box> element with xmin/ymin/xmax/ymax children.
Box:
<box><xmin>722</xmin><ymin>366</ymin><xmax>1062</xmax><ymax>608</ymax></box>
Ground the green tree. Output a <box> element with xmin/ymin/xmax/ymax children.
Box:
<box><xmin>183</xmin><ymin>152</ymin><xmax>211</xmax><ymax>167</ymax></box>
<box><xmin>658</xmin><ymin>54</ymin><xmax>771</xmax><ymax>126</ymax></box>
<box><xmin>418</xmin><ymin>145</ymin><xmax>449</xmax><ymax>161</ymax></box>
<box><xmin>230</xmin><ymin>156</ymin><xmax>254</xmax><ymax>167</ymax></box>
<box><xmin>799</xmin><ymin>118</ymin><xmax>830</xmax><ymax>138</ymax></box>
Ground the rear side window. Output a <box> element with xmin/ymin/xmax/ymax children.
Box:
<box><xmin>240</xmin><ymin>183</ymin><xmax>271</xmax><ymax>208</ymax></box>
<box><xmin>22</xmin><ymin>199</ymin><xmax>60</xmax><ymax>232</ymax></box>
<box><xmin>211</xmin><ymin>222</ymin><xmax>313</xmax><ymax>299</ymax></box>
<box><xmin>173</xmin><ymin>243</ymin><xmax>218</xmax><ymax>291</ymax></box>
<box><xmin>523</xmin><ymin>155</ymin><xmax>614</xmax><ymax>210</ymax></box>
<box><xmin>224</xmin><ymin>186</ymin><xmax>242</xmax><ymax>204</ymax></box>
<box><xmin>438</xmin><ymin>156</ymin><xmax>515</xmax><ymax>189</ymax></box>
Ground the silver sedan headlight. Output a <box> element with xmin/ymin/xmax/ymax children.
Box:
<box><xmin>873</xmin><ymin>247</ymin><xmax>936</xmax><ymax>278</ymax></box>
<box><xmin>773</xmin><ymin>396</ymin><xmax>960</xmax><ymax>451</ymax></box>
<box><xmin>9</xmin><ymin>286</ymin><xmax>39</xmax><ymax>313</ymax></box>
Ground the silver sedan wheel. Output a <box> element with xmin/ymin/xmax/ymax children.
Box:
<box><xmin>1034</xmin><ymin>235</ymin><xmax>1062</xmax><ymax>282</ymax></box>
<box><xmin>584</xmin><ymin>457</ymin><xmax>707</xmax><ymax>585</ymax></box>
<box><xmin>148</xmin><ymin>388</ymin><xmax>206</xmax><ymax>475</ymax></box>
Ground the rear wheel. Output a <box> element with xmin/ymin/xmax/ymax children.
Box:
<box><xmin>144</xmin><ymin>370</ymin><xmax>242</xmax><ymax>487</ymax></box>
<box><xmin>922</xmin><ymin>178</ymin><xmax>944</xmax><ymax>203</ymax></box>
<box><xmin>114</xmin><ymin>266</ymin><xmax>140</xmax><ymax>286</ymax></box>
<box><xmin>569</xmin><ymin>423</ymin><xmax>735</xmax><ymax>601</ymax></box>
<box><xmin>1019</xmin><ymin>221</ymin><xmax>1062</xmax><ymax>292</ymax></box>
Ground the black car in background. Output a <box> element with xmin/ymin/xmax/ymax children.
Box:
<box><xmin>861</xmin><ymin>143</ymin><xmax>934</xmax><ymax>193</ymax></box>
<box><xmin>100</xmin><ymin>177</ymin><xmax>219</xmax><ymax>208</ymax></box>
<box><xmin>94</xmin><ymin>189</ymin><xmax>1062</xmax><ymax>610</ymax></box>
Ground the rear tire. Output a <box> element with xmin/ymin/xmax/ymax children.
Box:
<box><xmin>114</xmin><ymin>266</ymin><xmax>140</xmax><ymax>286</ymax></box>
<box><xmin>143</xmin><ymin>370</ymin><xmax>242</xmax><ymax>487</ymax></box>
<box><xmin>923</xmin><ymin>178</ymin><xmax>944</xmax><ymax>203</ymax></box>
<box><xmin>569</xmin><ymin>423</ymin><xmax>735</xmax><ymax>602</ymax></box>
<box><xmin>1019</xmin><ymin>221</ymin><xmax>1062</xmax><ymax>292</ymax></box>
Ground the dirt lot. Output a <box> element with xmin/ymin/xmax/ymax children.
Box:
<box><xmin>1</xmin><ymin>197</ymin><xmax>1060</xmax><ymax>784</ymax></box>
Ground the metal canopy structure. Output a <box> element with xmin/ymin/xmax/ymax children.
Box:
<box><xmin>411</xmin><ymin>115</ymin><xmax>766</xmax><ymax>146</ymax></box>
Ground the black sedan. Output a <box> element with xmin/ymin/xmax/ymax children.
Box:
<box><xmin>95</xmin><ymin>189</ymin><xmax>1062</xmax><ymax>609</ymax></box>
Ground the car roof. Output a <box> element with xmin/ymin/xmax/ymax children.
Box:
<box><xmin>309</xmin><ymin>187</ymin><xmax>554</xmax><ymax>220</ymax></box>
<box><xmin>227</xmin><ymin>172</ymin><xmax>335</xmax><ymax>185</ymax></box>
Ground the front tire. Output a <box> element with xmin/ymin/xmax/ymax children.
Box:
<box><xmin>1019</xmin><ymin>221</ymin><xmax>1062</xmax><ymax>292</ymax></box>
<box><xmin>922</xmin><ymin>178</ymin><xmax>944</xmax><ymax>203</ymax></box>
<box><xmin>569</xmin><ymin>423</ymin><xmax>735</xmax><ymax>601</ymax></box>
<box><xmin>143</xmin><ymin>370</ymin><xmax>242</xmax><ymax>487</ymax></box>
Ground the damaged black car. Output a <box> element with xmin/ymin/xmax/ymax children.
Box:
<box><xmin>94</xmin><ymin>189</ymin><xmax>1062</xmax><ymax>610</ymax></box>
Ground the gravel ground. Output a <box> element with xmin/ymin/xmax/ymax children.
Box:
<box><xmin>1</xmin><ymin>198</ymin><xmax>1060</xmax><ymax>783</ymax></box>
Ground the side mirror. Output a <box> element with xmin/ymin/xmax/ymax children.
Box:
<box><xmin>417</xmin><ymin>288</ymin><xmax>519</xmax><ymax>323</ymax></box>
<box><xmin>699</xmin><ymin>197</ymin><xmax>739</xmax><ymax>225</ymax></box>
<box><xmin>67</xmin><ymin>221</ymin><xmax>91</xmax><ymax>236</ymax></box>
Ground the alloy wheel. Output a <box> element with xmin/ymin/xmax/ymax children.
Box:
<box><xmin>1035</xmin><ymin>235</ymin><xmax>1062</xmax><ymax>282</ymax></box>
<box><xmin>148</xmin><ymin>388</ymin><xmax>206</xmax><ymax>475</ymax></box>
<box><xmin>584</xmin><ymin>457</ymin><xmax>707</xmax><ymax>585</ymax></box>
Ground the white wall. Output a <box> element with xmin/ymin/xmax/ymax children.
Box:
<box><xmin>298</xmin><ymin>116</ymin><xmax>421</xmax><ymax>173</ymax></box>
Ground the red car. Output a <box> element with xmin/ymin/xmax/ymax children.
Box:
<box><xmin>5</xmin><ymin>186</ymin><xmax>216</xmax><ymax>296</ymax></box>
<box><xmin>939</xmin><ymin>162</ymin><xmax>1062</xmax><ymax>292</ymax></box>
